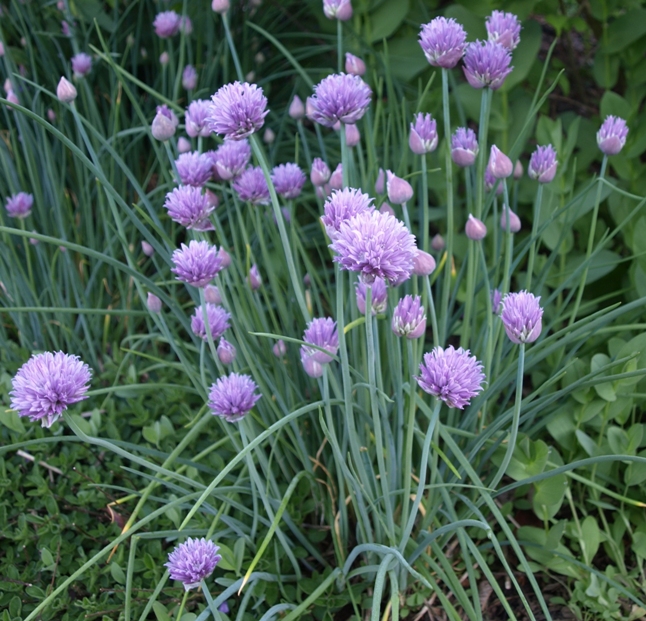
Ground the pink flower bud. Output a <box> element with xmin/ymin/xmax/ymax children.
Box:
<box><xmin>488</xmin><ymin>145</ymin><xmax>513</xmax><ymax>179</ymax></box>
<box><xmin>500</xmin><ymin>207</ymin><xmax>521</xmax><ymax>233</ymax></box>
<box><xmin>374</xmin><ymin>168</ymin><xmax>385</xmax><ymax>194</ymax></box>
<box><xmin>273</xmin><ymin>339</ymin><xmax>287</xmax><ymax>357</ymax></box>
<box><xmin>431</xmin><ymin>234</ymin><xmax>445</xmax><ymax>251</ymax></box>
<box><xmin>379</xmin><ymin>202</ymin><xmax>395</xmax><ymax>216</ymax></box>
<box><xmin>465</xmin><ymin>214</ymin><xmax>487</xmax><ymax>241</ymax></box>
<box><xmin>211</xmin><ymin>0</ymin><xmax>230</xmax><ymax>13</ymax></box>
<box><xmin>204</xmin><ymin>285</ymin><xmax>222</xmax><ymax>305</ymax></box>
<box><xmin>289</xmin><ymin>95</ymin><xmax>305</xmax><ymax>120</ymax></box>
<box><xmin>345</xmin><ymin>53</ymin><xmax>366</xmax><ymax>76</ymax></box>
<box><xmin>345</xmin><ymin>123</ymin><xmax>360</xmax><ymax>147</ymax></box>
<box><xmin>141</xmin><ymin>241</ymin><xmax>155</xmax><ymax>257</ymax></box>
<box><xmin>147</xmin><ymin>292</ymin><xmax>162</xmax><ymax>313</ymax></box>
<box><xmin>217</xmin><ymin>338</ymin><xmax>237</xmax><ymax>365</ymax></box>
<box><xmin>56</xmin><ymin>76</ymin><xmax>77</xmax><ymax>103</ymax></box>
<box><xmin>329</xmin><ymin>164</ymin><xmax>343</xmax><ymax>190</ymax></box>
<box><xmin>386</xmin><ymin>170</ymin><xmax>413</xmax><ymax>205</ymax></box>
<box><xmin>413</xmin><ymin>250</ymin><xmax>436</xmax><ymax>276</ymax></box>
<box><xmin>177</xmin><ymin>136</ymin><xmax>191</xmax><ymax>153</ymax></box>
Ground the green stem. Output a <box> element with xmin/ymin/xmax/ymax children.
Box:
<box><xmin>490</xmin><ymin>343</ymin><xmax>525</xmax><ymax>490</ymax></box>
<box><xmin>175</xmin><ymin>591</ymin><xmax>189</xmax><ymax>620</ymax></box>
<box><xmin>222</xmin><ymin>12</ymin><xmax>244</xmax><ymax>82</ymax></box>
<box><xmin>460</xmin><ymin>240</ymin><xmax>477</xmax><ymax>348</ymax></box>
<box><xmin>421</xmin><ymin>153</ymin><xmax>429</xmax><ymax>254</ymax></box>
<box><xmin>569</xmin><ymin>156</ymin><xmax>608</xmax><ymax>325</ymax></box>
<box><xmin>201</xmin><ymin>580</ymin><xmax>223</xmax><ymax>620</ymax></box>
<box><xmin>250</xmin><ymin>135</ymin><xmax>310</xmax><ymax>322</ymax></box>
<box><xmin>337</xmin><ymin>19</ymin><xmax>343</xmax><ymax>73</ymax></box>
<box><xmin>400</xmin><ymin>339</ymin><xmax>417</xmax><ymax>537</ymax></box>
<box><xmin>439</xmin><ymin>69</ymin><xmax>454</xmax><ymax>345</ymax></box>
<box><xmin>525</xmin><ymin>184</ymin><xmax>544</xmax><ymax>291</ymax></box>
<box><xmin>424</xmin><ymin>276</ymin><xmax>439</xmax><ymax>348</ymax></box>
<box><xmin>365</xmin><ymin>286</ymin><xmax>395</xmax><ymax>542</ymax></box>
<box><xmin>398</xmin><ymin>399</ymin><xmax>442</xmax><ymax>552</ymax></box>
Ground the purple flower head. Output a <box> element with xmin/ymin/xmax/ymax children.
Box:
<box><xmin>289</xmin><ymin>95</ymin><xmax>305</xmax><ymax>119</ymax></box>
<box><xmin>356</xmin><ymin>277</ymin><xmax>388</xmax><ymax>315</ymax></box>
<box><xmin>152</xmin><ymin>105</ymin><xmax>179</xmax><ymax>141</ymax></box>
<box><xmin>165</xmin><ymin>538</ymin><xmax>221</xmax><ymax>591</ymax></box>
<box><xmin>386</xmin><ymin>170</ymin><xmax>414</xmax><ymax>205</ymax></box>
<box><xmin>10</xmin><ymin>351</ymin><xmax>92</xmax><ymax>428</ymax></box>
<box><xmin>271</xmin><ymin>163</ymin><xmax>307</xmax><ymax>199</ymax></box>
<box><xmin>345</xmin><ymin>53</ymin><xmax>366</xmax><ymax>76</ymax></box>
<box><xmin>463</xmin><ymin>40</ymin><xmax>513</xmax><ymax>90</ymax></box>
<box><xmin>419</xmin><ymin>17</ymin><xmax>467</xmax><ymax>69</ymax></box>
<box><xmin>597</xmin><ymin>116</ymin><xmax>629</xmax><ymax>156</ymax></box>
<box><xmin>248</xmin><ymin>264</ymin><xmax>262</xmax><ymax>290</ymax></box>
<box><xmin>164</xmin><ymin>185</ymin><xmax>215</xmax><ymax>230</ymax></box>
<box><xmin>175</xmin><ymin>152</ymin><xmax>212</xmax><ymax>187</ymax></box>
<box><xmin>273</xmin><ymin>339</ymin><xmax>287</xmax><ymax>358</ymax></box>
<box><xmin>57</xmin><ymin>76</ymin><xmax>77</xmax><ymax>103</ymax></box>
<box><xmin>413</xmin><ymin>249</ymin><xmax>437</xmax><ymax>276</ymax></box>
<box><xmin>501</xmin><ymin>291</ymin><xmax>543</xmax><ymax>344</ymax></box>
<box><xmin>153</xmin><ymin>11</ymin><xmax>181</xmax><ymax>38</ymax></box>
<box><xmin>321</xmin><ymin>187</ymin><xmax>374</xmax><ymax>240</ymax></box>
<box><xmin>233</xmin><ymin>166</ymin><xmax>270</xmax><ymax>205</ymax></box>
<box><xmin>465</xmin><ymin>214</ymin><xmax>487</xmax><ymax>241</ymax></box>
<box><xmin>302</xmin><ymin>317</ymin><xmax>339</xmax><ymax>364</ymax></box>
<box><xmin>311</xmin><ymin>158</ymin><xmax>331</xmax><ymax>186</ymax></box>
<box><xmin>486</xmin><ymin>11</ymin><xmax>521</xmax><ymax>51</ymax></box>
<box><xmin>5</xmin><ymin>192</ymin><xmax>33</xmax><ymax>219</ymax></box>
<box><xmin>208</xmin><ymin>373</ymin><xmax>261</xmax><ymax>422</ymax></box>
<box><xmin>416</xmin><ymin>346</ymin><xmax>485</xmax><ymax>409</ymax></box>
<box><xmin>182</xmin><ymin>65</ymin><xmax>198</xmax><ymax>91</ymax></box>
<box><xmin>528</xmin><ymin>145</ymin><xmax>558</xmax><ymax>183</ymax></box>
<box><xmin>191</xmin><ymin>304</ymin><xmax>231</xmax><ymax>341</ymax></box>
<box><xmin>172</xmin><ymin>240</ymin><xmax>224</xmax><ymax>287</ymax></box>
<box><xmin>488</xmin><ymin>145</ymin><xmax>513</xmax><ymax>179</ymax></box>
<box><xmin>208</xmin><ymin>81</ymin><xmax>268</xmax><ymax>140</ymax></box>
<box><xmin>451</xmin><ymin>127</ymin><xmax>478</xmax><ymax>167</ymax></box>
<box><xmin>329</xmin><ymin>164</ymin><xmax>344</xmax><ymax>190</ymax></box>
<box><xmin>484</xmin><ymin>168</ymin><xmax>503</xmax><ymax>195</ymax></box>
<box><xmin>392</xmin><ymin>295</ymin><xmax>426</xmax><ymax>339</ymax></box>
<box><xmin>71</xmin><ymin>52</ymin><xmax>92</xmax><ymax>77</ymax></box>
<box><xmin>323</xmin><ymin>0</ymin><xmax>352</xmax><ymax>21</ymax></box>
<box><xmin>500</xmin><ymin>206</ymin><xmax>521</xmax><ymax>233</ymax></box>
<box><xmin>217</xmin><ymin>338</ymin><xmax>237</xmax><ymax>365</ymax></box>
<box><xmin>409</xmin><ymin>113</ymin><xmax>438</xmax><ymax>155</ymax></box>
<box><xmin>185</xmin><ymin>100</ymin><xmax>212</xmax><ymax>138</ymax></box>
<box><xmin>491</xmin><ymin>289</ymin><xmax>503</xmax><ymax>314</ymax></box>
<box><xmin>310</xmin><ymin>73</ymin><xmax>372</xmax><ymax>127</ymax></box>
<box><xmin>331</xmin><ymin>209</ymin><xmax>417</xmax><ymax>286</ymax></box>
<box><xmin>212</xmin><ymin>139</ymin><xmax>251</xmax><ymax>180</ymax></box>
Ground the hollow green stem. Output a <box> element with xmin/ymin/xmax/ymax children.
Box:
<box><xmin>490</xmin><ymin>343</ymin><xmax>525</xmax><ymax>490</ymax></box>
<box><xmin>222</xmin><ymin>12</ymin><xmax>244</xmax><ymax>82</ymax></box>
<box><xmin>439</xmin><ymin>69</ymin><xmax>454</xmax><ymax>344</ymax></box>
<box><xmin>250</xmin><ymin>135</ymin><xmax>310</xmax><ymax>322</ymax></box>
<box><xmin>570</xmin><ymin>156</ymin><xmax>608</xmax><ymax>325</ymax></box>
<box><xmin>400</xmin><ymin>339</ymin><xmax>418</xmax><ymax>537</ymax></box>
<box><xmin>365</xmin><ymin>285</ymin><xmax>395</xmax><ymax>542</ymax></box>
<box><xmin>175</xmin><ymin>591</ymin><xmax>189</xmax><ymax>620</ymax></box>
<box><xmin>398</xmin><ymin>399</ymin><xmax>442</xmax><ymax>552</ymax></box>
<box><xmin>525</xmin><ymin>183</ymin><xmax>544</xmax><ymax>291</ymax></box>
<box><xmin>337</xmin><ymin>19</ymin><xmax>343</xmax><ymax>73</ymax></box>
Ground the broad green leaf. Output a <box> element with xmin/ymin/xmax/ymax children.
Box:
<box><xmin>605</xmin><ymin>8</ymin><xmax>646</xmax><ymax>54</ymax></box>
<box><xmin>152</xmin><ymin>601</ymin><xmax>171</xmax><ymax>621</ymax></box>
<box><xmin>581</xmin><ymin>515</ymin><xmax>600</xmax><ymax>563</ymax></box>
<box><xmin>532</xmin><ymin>473</ymin><xmax>566</xmax><ymax>520</ymax></box>
<box><xmin>501</xmin><ymin>20</ymin><xmax>542</xmax><ymax>91</ymax></box>
<box><xmin>383</xmin><ymin>37</ymin><xmax>428</xmax><ymax>82</ymax></box>
<box><xmin>600</xmin><ymin>91</ymin><xmax>631</xmax><ymax>123</ymax></box>
<box><xmin>631</xmin><ymin>531</ymin><xmax>646</xmax><ymax>560</ymax></box>
<box><xmin>110</xmin><ymin>561</ymin><xmax>126</xmax><ymax>585</ymax></box>
<box><xmin>444</xmin><ymin>5</ymin><xmax>487</xmax><ymax>39</ymax></box>
<box><xmin>366</xmin><ymin>0</ymin><xmax>409</xmax><ymax>43</ymax></box>
<box><xmin>0</xmin><ymin>409</ymin><xmax>26</xmax><ymax>434</ymax></box>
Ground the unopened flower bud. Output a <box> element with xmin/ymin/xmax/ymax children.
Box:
<box><xmin>273</xmin><ymin>339</ymin><xmax>287</xmax><ymax>357</ymax></box>
<box><xmin>379</xmin><ymin>202</ymin><xmax>395</xmax><ymax>216</ymax></box>
<box><xmin>431</xmin><ymin>233</ymin><xmax>445</xmax><ymax>252</ymax></box>
<box><xmin>451</xmin><ymin>127</ymin><xmax>478</xmax><ymax>167</ymax></box>
<box><xmin>465</xmin><ymin>214</ymin><xmax>487</xmax><ymax>241</ymax></box>
<box><xmin>47</xmin><ymin>108</ymin><xmax>56</xmax><ymax>122</ymax></box>
<box><xmin>217</xmin><ymin>338</ymin><xmax>237</xmax><ymax>365</ymax></box>
<box><xmin>500</xmin><ymin>207</ymin><xmax>521</xmax><ymax>233</ymax></box>
<box><xmin>310</xmin><ymin>158</ymin><xmax>331</xmax><ymax>186</ymax></box>
<box><xmin>375</xmin><ymin>168</ymin><xmax>385</xmax><ymax>194</ymax></box>
<box><xmin>142</xmin><ymin>241</ymin><xmax>155</xmax><ymax>257</ymax></box>
<box><xmin>147</xmin><ymin>292</ymin><xmax>162</xmax><ymax>313</ymax></box>
<box><xmin>217</xmin><ymin>247</ymin><xmax>231</xmax><ymax>268</ymax></box>
<box><xmin>211</xmin><ymin>0</ymin><xmax>230</xmax><ymax>13</ymax></box>
<box><xmin>345</xmin><ymin>53</ymin><xmax>366</xmax><ymax>76</ymax></box>
<box><xmin>151</xmin><ymin>108</ymin><xmax>177</xmax><ymax>141</ymax></box>
<box><xmin>159</xmin><ymin>51</ymin><xmax>170</xmax><ymax>66</ymax></box>
<box><xmin>597</xmin><ymin>115</ymin><xmax>629</xmax><ymax>156</ymax></box>
<box><xmin>528</xmin><ymin>145</ymin><xmax>557</xmax><ymax>183</ymax></box>
<box><xmin>204</xmin><ymin>285</ymin><xmax>222</xmax><ymax>305</ymax></box>
<box><xmin>488</xmin><ymin>145</ymin><xmax>513</xmax><ymax>179</ymax></box>
<box><xmin>56</xmin><ymin>76</ymin><xmax>77</xmax><ymax>103</ymax></box>
<box><xmin>329</xmin><ymin>163</ymin><xmax>343</xmax><ymax>190</ymax></box>
<box><xmin>409</xmin><ymin>113</ymin><xmax>438</xmax><ymax>154</ymax></box>
<box><xmin>513</xmin><ymin>160</ymin><xmax>523</xmax><ymax>179</ymax></box>
<box><xmin>355</xmin><ymin>277</ymin><xmax>387</xmax><ymax>315</ymax></box>
<box><xmin>289</xmin><ymin>95</ymin><xmax>305</xmax><ymax>120</ymax></box>
<box><xmin>263</xmin><ymin>127</ymin><xmax>275</xmax><ymax>144</ymax></box>
<box><xmin>386</xmin><ymin>170</ymin><xmax>413</xmax><ymax>205</ymax></box>
<box><xmin>345</xmin><ymin>123</ymin><xmax>360</xmax><ymax>147</ymax></box>
<box><xmin>177</xmin><ymin>136</ymin><xmax>191</xmax><ymax>153</ymax></box>
<box><xmin>248</xmin><ymin>264</ymin><xmax>262</xmax><ymax>290</ymax></box>
<box><xmin>413</xmin><ymin>249</ymin><xmax>436</xmax><ymax>276</ymax></box>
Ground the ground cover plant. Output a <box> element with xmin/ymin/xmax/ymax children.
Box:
<box><xmin>2</xmin><ymin>1</ymin><xmax>646</xmax><ymax>620</ymax></box>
